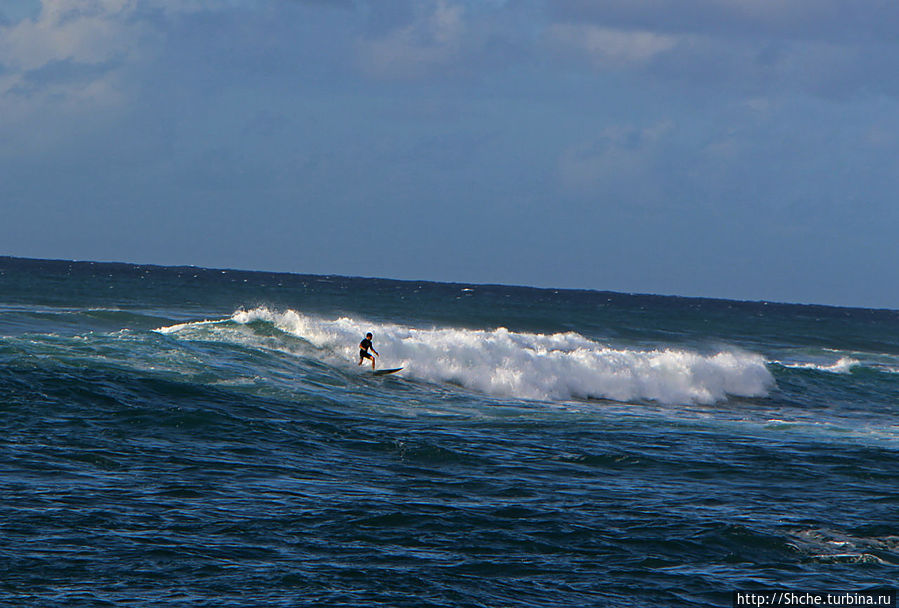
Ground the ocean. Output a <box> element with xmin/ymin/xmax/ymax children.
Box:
<box><xmin>1</xmin><ymin>256</ymin><xmax>897</xmax><ymax>607</ymax></box>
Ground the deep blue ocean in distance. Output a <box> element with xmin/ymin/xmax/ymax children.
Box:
<box><xmin>1</xmin><ymin>256</ymin><xmax>897</xmax><ymax>607</ymax></box>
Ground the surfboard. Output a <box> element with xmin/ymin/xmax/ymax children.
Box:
<box><xmin>373</xmin><ymin>367</ymin><xmax>403</xmax><ymax>376</ymax></box>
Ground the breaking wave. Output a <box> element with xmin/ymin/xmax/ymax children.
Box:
<box><xmin>773</xmin><ymin>357</ymin><xmax>861</xmax><ymax>374</ymax></box>
<box><xmin>158</xmin><ymin>307</ymin><xmax>775</xmax><ymax>405</ymax></box>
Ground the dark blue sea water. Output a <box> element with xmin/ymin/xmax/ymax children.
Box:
<box><xmin>2</xmin><ymin>257</ymin><xmax>897</xmax><ymax>607</ymax></box>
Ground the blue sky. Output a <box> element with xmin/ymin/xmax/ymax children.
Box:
<box><xmin>1</xmin><ymin>0</ymin><xmax>897</xmax><ymax>308</ymax></box>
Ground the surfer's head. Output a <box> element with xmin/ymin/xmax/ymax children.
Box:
<box><xmin>366</xmin><ymin>332</ymin><xmax>373</xmax><ymax>338</ymax></box>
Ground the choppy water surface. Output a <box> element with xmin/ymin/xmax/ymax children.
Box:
<box><xmin>2</xmin><ymin>257</ymin><xmax>897</xmax><ymax>607</ymax></box>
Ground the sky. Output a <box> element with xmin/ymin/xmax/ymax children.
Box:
<box><xmin>1</xmin><ymin>0</ymin><xmax>897</xmax><ymax>308</ymax></box>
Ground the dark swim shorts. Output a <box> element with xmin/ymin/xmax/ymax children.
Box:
<box><xmin>360</xmin><ymin>349</ymin><xmax>373</xmax><ymax>360</ymax></box>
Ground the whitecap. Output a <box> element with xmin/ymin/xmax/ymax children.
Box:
<box><xmin>224</xmin><ymin>307</ymin><xmax>774</xmax><ymax>405</ymax></box>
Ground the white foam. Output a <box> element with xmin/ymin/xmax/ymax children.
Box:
<box><xmin>788</xmin><ymin>528</ymin><xmax>899</xmax><ymax>565</ymax></box>
<box><xmin>773</xmin><ymin>357</ymin><xmax>861</xmax><ymax>374</ymax></box>
<box><xmin>154</xmin><ymin>318</ymin><xmax>221</xmax><ymax>335</ymax></box>
<box><xmin>217</xmin><ymin>307</ymin><xmax>774</xmax><ymax>405</ymax></box>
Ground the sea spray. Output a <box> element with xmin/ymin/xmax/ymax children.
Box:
<box><xmin>160</xmin><ymin>307</ymin><xmax>775</xmax><ymax>404</ymax></box>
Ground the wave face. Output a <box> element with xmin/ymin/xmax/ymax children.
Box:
<box><xmin>160</xmin><ymin>307</ymin><xmax>776</xmax><ymax>405</ymax></box>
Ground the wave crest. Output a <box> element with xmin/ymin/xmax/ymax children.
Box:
<box><xmin>225</xmin><ymin>307</ymin><xmax>774</xmax><ymax>405</ymax></box>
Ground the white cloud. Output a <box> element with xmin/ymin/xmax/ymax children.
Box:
<box><xmin>358</xmin><ymin>0</ymin><xmax>470</xmax><ymax>79</ymax></box>
<box><xmin>1</xmin><ymin>0</ymin><xmax>137</xmax><ymax>71</ymax></box>
<box><xmin>547</xmin><ymin>1</ymin><xmax>899</xmax><ymax>99</ymax></box>
<box><xmin>548</xmin><ymin>23</ymin><xmax>679</xmax><ymax>69</ymax></box>
<box><xmin>0</xmin><ymin>1</ymin><xmax>153</xmax><ymax>163</ymax></box>
<box><xmin>0</xmin><ymin>0</ymin><xmax>149</xmax><ymax>143</ymax></box>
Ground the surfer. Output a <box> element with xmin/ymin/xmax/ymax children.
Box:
<box><xmin>358</xmin><ymin>332</ymin><xmax>379</xmax><ymax>370</ymax></box>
